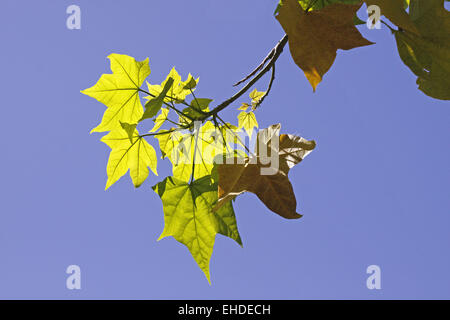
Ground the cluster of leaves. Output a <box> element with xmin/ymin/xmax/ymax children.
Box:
<box><xmin>275</xmin><ymin>0</ymin><xmax>449</xmax><ymax>99</ymax></box>
<box><xmin>82</xmin><ymin>54</ymin><xmax>316</xmax><ymax>282</ymax></box>
<box><xmin>82</xmin><ymin>0</ymin><xmax>448</xmax><ymax>283</ymax></box>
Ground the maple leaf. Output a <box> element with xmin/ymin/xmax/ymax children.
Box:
<box><xmin>101</xmin><ymin>124</ymin><xmax>157</xmax><ymax>190</ymax></box>
<box><xmin>237</xmin><ymin>111</ymin><xmax>258</xmax><ymax>137</ymax></box>
<box><xmin>146</xmin><ymin>67</ymin><xmax>198</xmax><ymax>103</ymax></box>
<box><xmin>153</xmin><ymin>175</ymin><xmax>242</xmax><ymax>283</ymax></box>
<box><xmin>215</xmin><ymin>124</ymin><xmax>316</xmax><ymax>219</ymax></box>
<box><xmin>180</xmin><ymin>98</ymin><xmax>213</xmax><ymax>124</ymax></box>
<box><xmin>155</xmin><ymin>129</ymin><xmax>182</xmax><ymax>159</ymax></box>
<box><xmin>81</xmin><ymin>54</ymin><xmax>150</xmax><ymax>133</ymax></box>
<box><xmin>238</xmin><ymin>103</ymin><xmax>250</xmax><ymax>111</ymax></box>
<box><xmin>141</xmin><ymin>77</ymin><xmax>174</xmax><ymax>121</ymax></box>
<box><xmin>156</xmin><ymin>122</ymin><xmax>232</xmax><ymax>182</ymax></box>
<box><xmin>276</xmin><ymin>0</ymin><xmax>373</xmax><ymax>91</ymax></box>
<box><xmin>394</xmin><ymin>0</ymin><xmax>450</xmax><ymax>100</ymax></box>
<box><xmin>149</xmin><ymin>107</ymin><xmax>169</xmax><ymax>133</ymax></box>
<box><xmin>249</xmin><ymin>89</ymin><xmax>266</xmax><ymax>108</ymax></box>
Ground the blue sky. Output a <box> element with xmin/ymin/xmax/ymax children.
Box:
<box><xmin>0</xmin><ymin>0</ymin><xmax>449</xmax><ymax>299</ymax></box>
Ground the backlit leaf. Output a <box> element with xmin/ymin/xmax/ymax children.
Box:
<box><xmin>249</xmin><ymin>89</ymin><xmax>266</xmax><ymax>108</ymax></box>
<box><xmin>215</xmin><ymin>124</ymin><xmax>316</xmax><ymax>219</ymax></box>
<box><xmin>81</xmin><ymin>54</ymin><xmax>150</xmax><ymax>133</ymax></box>
<box><xmin>159</xmin><ymin>122</ymin><xmax>220</xmax><ymax>182</ymax></box>
<box><xmin>101</xmin><ymin>125</ymin><xmax>157</xmax><ymax>189</ymax></box>
<box><xmin>238</xmin><ymin>103</ymin><xmax>250</xmax><ymax>111</ymax></box>
<box><xmin>150</xmin><ymin>108</ymin><xmax>170</xmax><ymax>133</ymax></box>
<box><xmin>181</xmin><ymin>98</ymin><xmax>212</xmax><ymax>123</ymax></box>
<box><xmin>141</xmin><ymin>77</ymin><xmax>174</xmax><ymax>121</ymax></box>
<box><xmin>153</xmin><ymin>175</ymin><xmax>242</xmax><ymax>283</ymax></box>
<box><xmin>237</xmin><ymin>111</ymin><xmax>258</xmax><ymax>137</ymax></box>
<box><xmin>146</xmin><ymin>68</ymin><xmax>198</xmax><ymax>103</ymax></box>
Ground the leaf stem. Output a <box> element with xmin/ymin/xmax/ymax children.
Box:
<box><xmin>215</xmin><ymin>114</ymin><xmax>252</xmax><ymax>156</ymax></box>
<box><xmin>190</xmin><ymin>89</ymin><xmax>209</xmax><ymax>116</ymax></box>
<box><xmin>190</xmin><ymin>123</ymin><xmax>201</xmax><ymax>184</ymax></box>
<box><xmin>254</xmin><ymin>64</ymin><xmax>276</xmax><ymax>110</ymax></box>
<box><xmin>140</xmin><ymin>128</ymin><xmax>178</xmax><ymax>138</ymax></box>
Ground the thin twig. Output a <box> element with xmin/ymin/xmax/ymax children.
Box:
<box><xmin>233</xmin><ymin>48</ymin><xmax>275</xmax><ymax>87</ymax></box>
<box><xmin>253</xmin><ymin>63</ymin><xmax>275</xmax><ymax>110</ymax></box>
<box><xmin>212</xmin><ymin>116</ymin><xmax>232</xmax><ymax>155</ymax></box>
<box><xmin>140</xmin><ymin>128</ymin><xmax>178</xmax><ymax>138</ymax></box>
<box><xmin>190</xmin><ymin>124</ymin><xmax>200</xmax><ymax>184</ymax></box>
<box><xmin>190</xmin><ymin>89</ymin><xmax>209</xmax><ymax>115</ymax></box>
<box><xmin>203</xmin><ymin>34</ymin><xmax>288</xmax><ymax>119</ymax></box>
<box><xmin>381</xmin><ymin>19</ymin><xmax>395</xmax><ymax>33</ymax></box>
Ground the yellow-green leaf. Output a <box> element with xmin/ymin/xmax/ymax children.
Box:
<box><xmin>101</xmin><ymin>125</ymin><xmax>157</xmax><ymax>189</ymax></box>
<box><xmin>249</xmin><ymin>89</ymin><xmax>266</xmax><ymax>108</ymax></box>
<box><xmin>155</xmin><ymin>129</ymin><xmax>182</xmax><ymax>159</ymax></box>
<box><xmin>146</xmin><ymin>68</ymin><xmax>198</xmax><ymax>103</ymax></box>
<box><xmin>150</xmin><ymin>108</ymin><xmax>169</xmax><ymax>133</ymax></box>
<box><xmin>153</xmin><ymin>175</ymin><xmax>242</xmax><ymax>283</ymax></box>
<box><xmin>171</xmin><ymin>122</ymin><xmax>218</xmax><ymax>181</ymax></box>
<box><xmin>238</xmin><ymin>103</ymin><xmax>250</xmax><ymax>111</ymax></box>
<box><xmin>141</xmin><ymin>77</ymin><xmax>174</xmax><ymax>121</ymax></box>
<box><xmin>181</xmin><ymin>98</ymin><xmax>212</xmax><ymax>122</ymax></box>
<box><xmin>237</xmin><ymin>111</ymin><xmax>258</xmax><ymax>137</ymax></box>
<box><xmin>82</xmin><ymin>54</ymin><xmax>150</xmax><ymax>133</ymax></box>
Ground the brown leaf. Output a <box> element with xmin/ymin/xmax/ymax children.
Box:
<box><xmin>215</xmin><ymin>124</ymin><xmax>316</xmax><ymax>219</ymax></box>
<box><xmin>278</xmin><ymin>133</ymin><xmax>316</xmax><ymax>175</ymax></box>
<box><xmin>276</xmin><ymin>0</ymin><xmax>373</xmax><ymax>91</ymax></box>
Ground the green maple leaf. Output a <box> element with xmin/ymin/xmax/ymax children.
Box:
<box><xmin>153</xmin><ymin>175</ymin><xmax>242</xmax><ymax>283</ymax></box>
<box><xmin>81</xmin><ymin>54</ymin><xmax>150</xmax><ymax>133</ymax></box>
<box><xmin>141</xmin><ymin>77</ymin><xmax>174</xmax><ymax>121</ymax></box>
<box><xmin>394</xmin><ymin>0</ymin><xmax>450</xmax><ymax>100</ymax></box>
<box><xmin>155</xmin><ymin>129</ymin><xmax>183</xmax><ymax>159</ymax></box>
<box><xmin>149</xmin><ymin>108</ymin><xmax>170</xmax><ymax>133</ymax></box>
<box><xmin>101</xmin><ymin>124</ymin><xmax>157</xmax><ymax>190</ymax></box>
<box><xmin>249</xmin><ymin>89</ymin><xmax>266</xmax><ymax>108</ymax></box>
<box><xmin>237</xmin><ymin>111</ymin><xmax>258</xmax><ymax>137</ymax></box>
<box><xmin>179</xmin><ymin>98</ymin><xmax>213</xmax><ymax>126</ymax></box>
<box><xmin>146</xmin><ymin>67</ymin><xmax>198</xmax><ymax>103</ymax></box>
<box><xmin>157</xmin><ymin>122</ymin><xmax>228</xmax><ymax>182</ymax></box>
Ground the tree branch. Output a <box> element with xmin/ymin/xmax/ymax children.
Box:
<box><xmin>203</xmin><ymin>34</ymin><xmax>288</xmax><ymax>119</ymax></box>
<box><xmin>233</xmin><ymin>46</ymin><xmax>276</xmax><ymax>87</ymax></box>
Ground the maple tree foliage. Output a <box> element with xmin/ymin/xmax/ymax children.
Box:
<box><xmin>82</xmin><ymin>0</ymin><xmax>449</xmax><ymax>282</ymax></box>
